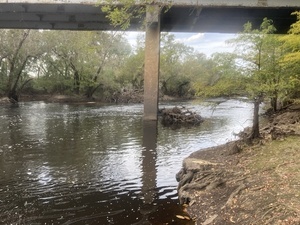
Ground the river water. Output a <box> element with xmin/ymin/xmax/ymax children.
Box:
<box><xmin>0</xmin><ymin>98</ymin><xmax>253</xmax><ymax>225</ymax></box>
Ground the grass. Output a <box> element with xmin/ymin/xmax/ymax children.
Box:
<box><xmin>247</xmin><ymin>136</ymin><xmax>300</xmax><ymax>217</ymax></box>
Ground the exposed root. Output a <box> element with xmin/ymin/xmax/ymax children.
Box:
<box><xmin>222</xmin><ymin>183</ymin><xmax>247</xmax><ymax>209</ymax></box>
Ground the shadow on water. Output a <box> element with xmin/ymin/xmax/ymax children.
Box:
<box><xmin>137</xmin><ymin>120</ymin><xmax>194</xmax><ymax>225</ymax></box>
<box><xmin>0</xmin><ymin>99</ymin><xmax>253</xmax><ymax>225</ymax></box>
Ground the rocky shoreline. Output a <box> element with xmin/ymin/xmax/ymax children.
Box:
<box><xmin>176</xmin><ymin>106</ymin><xmax>300</xmax><ymax>224</ymax></box>
<box><xmin>176</xmin><ymin>141</ymin><xmax>247</xmax><ymax>224</ymax></box>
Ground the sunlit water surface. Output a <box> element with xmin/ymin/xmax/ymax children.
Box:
<box><xmin>0</xmin><ymin>99</ymin><xmax>253</xmax><ymax>225</ymax></box>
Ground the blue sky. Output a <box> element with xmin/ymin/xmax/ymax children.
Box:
<box><xmin>125</xmin><ymin>32</ymin><xmax>236</xmax><ymax>56</ymax></box>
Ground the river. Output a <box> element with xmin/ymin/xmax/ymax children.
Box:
<box><xmin>0</xmin><ymin>98</ymin><xmax>253</xmax><ymax>225</ymax></box>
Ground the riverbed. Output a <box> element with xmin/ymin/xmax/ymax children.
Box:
<box><xmin>0</xmin><ymin>98</ymin><xmax>253</xmax><ymax>225</ymax></box>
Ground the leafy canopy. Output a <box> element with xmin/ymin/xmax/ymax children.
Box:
<box><xmin>100</xmin><ymin>0</ymin><xmax>172</xmax><ymax>30</ymax></box>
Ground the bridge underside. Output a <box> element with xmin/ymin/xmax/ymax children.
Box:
<box><xmin>0</xmin><ymin>3</ymin><xmax>299</xmax><ymax>33</ymax></box>
<box><xmin>162</xmin><ymin>7</ymin><xmax>298</xmax><ymax>34</ymax></box>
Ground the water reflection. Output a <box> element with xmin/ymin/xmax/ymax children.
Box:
<box><xmin>138</xmin><ymin>120</ymin><xmax>194</xmax><ymax>225</ymax></box>
<box><xmin>139</xmin><ymin>121</ymin><xmax>159</xmax><ymax>224</ymax></box>
<box><xmin>0</xmin><ymin>99</ymin><xmax>253</xmax><ymax>224</ymax></box>
<box><xmin>141</xmin><ymin>120</ymin><xmax>158</xmax><ymax>204</ymax></box>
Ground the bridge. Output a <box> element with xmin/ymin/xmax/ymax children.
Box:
<box><xmin>1</xmin><ymin>0</ymin><xmax>300</xmax><ymax>120</ymax></box>
<box><xmin>0</xmin><ymin>0</ymin><xmax>299</xmax><ymax>33</ymax></box>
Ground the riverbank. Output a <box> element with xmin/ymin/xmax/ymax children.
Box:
<box><xmin>0</xmin><ymin>93</ymin><xmax>184</xmax><ymax>104</ymax></box>
<box><xmin>177</xmin><ymin>105</ymin><xmax>300</xmax><ymax>224</ymax></box>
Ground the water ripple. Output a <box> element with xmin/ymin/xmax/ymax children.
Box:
<box><xmin>0</xmin><ymin>99</ymin><xmax>253</xmax><ymax>225</ymax></box>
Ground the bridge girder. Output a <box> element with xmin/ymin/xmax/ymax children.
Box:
<box><xmin>0</xmin><ymin>1</ymin><xmax>299</xmax><ymax>33</ymax></box>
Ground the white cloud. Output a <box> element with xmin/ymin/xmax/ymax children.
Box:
<box><xmin>187</xmin><ymin>33</ymin><xmax>205</xmax><ymax>42</ymax></box>
<box><xmin>125</xmin><ymin>31</ymin><xmax>236</xmax><ymax>56</ymax></box>
<box><xmin>174</xmin><ymin>33</ymin><xmax>205</xmax><ymax>43</ymax></box>
<box><xmin>175</xmin><ymin>32</ymin><xmax>236</xmax><ymax>56</ymax></box>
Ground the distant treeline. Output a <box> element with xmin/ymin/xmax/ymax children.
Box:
<box><xmin>1</xmin><ymin>12</ymin><xmax>300</xmax><ymax>110</ymax></box>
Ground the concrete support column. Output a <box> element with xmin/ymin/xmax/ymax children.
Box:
<box><xmin>143</xmin><ymin>5</ymin><xmax>161</xmax><ymax>121</ymax></box>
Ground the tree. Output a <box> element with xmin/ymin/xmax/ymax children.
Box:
<box><xmin>0</xmin><ymin>30</ymin><xmax>44</xmax><ymax>102</ymax></box>
<box><xmin>227</xmin><ymin>18</ymin><xmax>279</xmax><ymax>139</ymax></box>
<box><xmin>116</xmin><ymin>45</ymin><xmax>145</xmax><ymax>90</ymax></box>
<box><xmin>117</xmin><ymin>32</ymin><xmax>196</xmax><ymax>97</ymax></box>
<box><xmin>279</xmin><ymin>11</ymin><xmax>300</xmax><ymax>100</ymax></box>
<box><xmin>159</xmin><ymin>33</ymin><xmax>194</xmax><ymax>97</ymax></box>
<box><xmin>280</xmin><ymin>11</ymin><xmax>300</xmax><ymax>65</ymax></box>
<box><xmin>39</xmin><ymin>30</ymin><xmax>131</xmax><ymax>98</ymax></box>
<box><xmin>83</xmin><ymin>31</ymin><xmax>131</xmax><ymax>98</ymax></box>
<box><xmin>192</xmin><ymin>52</ymin><xmax>246</xmax><ymax>98</ymax></box>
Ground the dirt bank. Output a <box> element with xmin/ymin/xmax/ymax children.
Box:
<box><xmin>177</xmin><ymin>106</ymin><xmax>300</xmax><ymax>225</ymax></box>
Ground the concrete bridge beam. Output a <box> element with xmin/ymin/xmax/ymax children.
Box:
<box><xmin>143</xmin><ymin>5</ymin><xmax>161</xmax><ymax>121</ymax></box>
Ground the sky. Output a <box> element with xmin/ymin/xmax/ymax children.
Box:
<box><xmin>125</xmin><ymin>32</ymin><xmax>237</xmax><ymax>57</ymax></box>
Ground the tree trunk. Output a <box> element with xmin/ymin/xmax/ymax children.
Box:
<box><xmin>177</xmin><ymin>81</ymin><xmax>189</xmax><ymax>97</ymax></box>
<box><xmin>5</xmin><ymin>30</ymin><xmax>31</xmax><ymax>102</ymax></box>
<box><xmin>250</xmin><ymin>97</ymin><xmax>262</xmax><ymax>139</ymax></box>
<box><xmin>271</xmin><ymin>97</ymin><xmax>277</xmax><ymax>112</ymax></box>
<box><xmin>73</xmin><ymin>70</ymin><xmax>80</xmax><ymax>95</ymax></box>
<box><xmin>8</xmin><ymin>90</ymin><xmax>18</xmax><ymax>103</ymax></box>
<box><xmin>270</xmin><ymin>92</ymin><xmax>278</xmax><ymax>112</ymax></box>
<box><xmin>7</xmin><ymin>57</ymin><xmax>31</xmax><ymax>102</ymax></box>
<box><xmin>86</xmin><ymin>83</ymin><xmax>103</xmax><ymax>99</ymax></box>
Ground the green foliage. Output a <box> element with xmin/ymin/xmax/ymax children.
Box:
<box><xmin>192</xmin><ymin>52</ymin><xmax>247</xmax><ymax>98</ymax></box>
<box><xmin>101</xmin><ymin>0</ymin><xmax>171</xmax><ymax>30</ymax></box>
<box><xmin>117</xmin><ymin>32</ymin><xmax>197</xmax><ymax>98</ymax></box>
<box><xmin>0</xmin><ymin>30</ymin><xmax>45</xmax><ymax>99</ymax></box>
<box><xmin>101</xmin><ymin>0</ymin><xmax>143</xmax><ymax>30</ymax></box>
<box><xmin>37</xmin><ymin>30</ymin><xmax>131</xmax><ymax>97</ymax></box>
<box><xmin>34</xmin><ymin>75</ymin><xmax>74</xmax><ymax>94</ymax></box>
<box><xmin>0</xmin><ymin>59</ymin><xmax>8</xmax><ymax>95</ymax></box>
<box><xmin>4</xmin><ymin>15</ymin><xmax>300</xmax><ymax>103</ymax></box>
<box><xmin>279</xmin><ymin>11</ymin><xmax>300</xmax><ymax>99</ymax></box>
<box><xmin>116</xmin><ymin>47</ymin><xmax>144</xmax><ymax>90</ymax></box>
<box><xmin>227</xmin><ymin>18</ymin><xmax>290</xmax><ymax>111</ymax></box>
<box><xmin>194</xmin><ymin>77</ymin><xmax>246</xmax><ymax>98</ymax></box>
<box><xmin>159</xmin><ymin>33</ymin><xmax>194</xmax><ymax>97</ymax></box>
